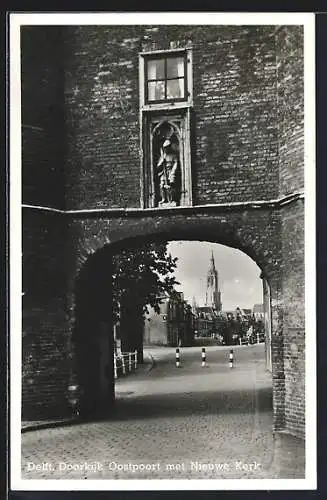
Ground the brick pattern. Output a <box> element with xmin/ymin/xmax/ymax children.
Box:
<box><xmin>22</xmin><ymin>301</ymin><xmax>71</xmax><ymax>420</ymax></box>
<box><xmin>63</xmin><ymin>25</ymin><xmax>280</xmax><ymax>209</ymax></box>
<box><xmin>68</xmin><ymin>209</ymin><xmax>282</xmax><ymax>279</ymax></box>
<box><xmin>281</xmin><ymin>203</ymin><xmax>305</xmax><ymax>329</ymax></box>
<box><xmin>64</xmin><ymin>26</ymin><xmax>141</xmax><ymax>209</ymax></box>
<box><xmin>276</xmin><ymin>26</ymin><xmax>305</xmax><ymax>436</ymax></box>
<box><xmin>193</xmin><ymin>26</ymin><xmax>279</xmax><ymax>204</ymax></box>
<box><xmin>283</xmin><ymin>328</ymin><xmax>305</xmax><ymax>438</ymax></box>
<box><xmin>281</xmin><ymin>202</ymin><xmax>305</xmax><ymax>436</ymax></box>
<box><xmin>22</xmin><ymin>211</ymin><xmax>71</xmax><ymax>419</ymax></box>
<box><xmin>276</xmin><ymin>26</ymin><xmax>304</xmax><ymax>196</ymax></box>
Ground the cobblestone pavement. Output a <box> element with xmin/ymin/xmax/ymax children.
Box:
<box><xmin>20</xmin><ymin>344</ymin><xmax>305</xmax><ymax>481</ymax></box>
<box><xmin>21</xmin><ymin>353</ymin><xmax>154</xmax><ymax>431</ymax></box>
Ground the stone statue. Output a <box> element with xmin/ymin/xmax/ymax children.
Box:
<box><xmin>156</xmin><ymin>138</ymin><xmax>180</xmax><ymax>206</ymax></box>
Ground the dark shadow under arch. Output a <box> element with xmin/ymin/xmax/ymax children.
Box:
<box><xmin>73</xmin><ymin>250</ymin><xmax>115</xmax><ymax>418</ymax></box>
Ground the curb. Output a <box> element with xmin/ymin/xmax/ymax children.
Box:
<box><xmin>21</xmin><ymin>417</ymin><xmax>81</xmax><ymax>433</ymax></box>
<box><xmin>22</xmin><ymin>353</ymin><xmax>157</xmax><ymax>433</ymax></box>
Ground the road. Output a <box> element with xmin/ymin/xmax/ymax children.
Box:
<box><xmin>20</xmin><ymin>344</ymin><xmax>305</xmax><ymax>480</ymax></box>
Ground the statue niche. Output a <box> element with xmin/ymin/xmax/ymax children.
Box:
<box><xmin>152</xmin><ymin>121</ymin><xmax>181</xmax><ymax>207</ymax></box>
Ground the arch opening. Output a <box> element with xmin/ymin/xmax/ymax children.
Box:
<box><xmin>72</xmin><ymin>233</ymin><xmax>274</xmax><ymax>422</ymax></box>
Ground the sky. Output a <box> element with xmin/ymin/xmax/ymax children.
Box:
<box><xmin>166</xmin><ymin>240</ymin><xmax>263</xmax><ymax>311</ymax></box>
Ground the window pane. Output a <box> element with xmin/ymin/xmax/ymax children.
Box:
<box><xmin>147</xmin><ymin>59</ymin><xmax>165</xmax><ymax>80</ymax></box>
<box><xmin>166</xmin><ymin>78</ymin><xmax>184</xmax><ymax>99</ymax></box>
<box><xmin>148</xmin><ymin>80</ymin><xmax>165</xmax><ymax>101</ymax></box>
<box><xmin>167</xmin><ymin>57</ymin><xmax>185</xmax><ymax>78</ymax></box>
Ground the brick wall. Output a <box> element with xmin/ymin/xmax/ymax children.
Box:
<box><xmin>67</xmin><ymin>209</ymin><xmax>281</xmax><ymax>280</ymax></box>
<box><xmin>22</xmin><ymin>210</ymin><xmax>71</xmax><ymax>418</ymax></box>
<box><xmin>63</xmin><ymin>25</ymin><xmax>280</xmax><ymax>209</ymax></box>
<box><xmin>192</xmin><ymin>26</ymin><xmax>279</xmax><ymax>204</ymax></box>
<box><xmin>281</xmin><ymin>201</ymin><xmax>305</xmax><ymax>437</ymax></box>
<box><xmin>276</xmin><ymin>26</ymin><xmax>304</xmax><ymax>196</ymax></box>
<box><xmin>276</xmin><ymin>26</ymin><xmax>305</xmax><ymax>437</ymax></box>
<box><xmin>63</xmin><ymin>26</ymin><xmax>141</xmax><ymax>209</ymax></box>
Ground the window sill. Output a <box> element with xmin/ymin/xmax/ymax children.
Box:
<box><xmin>140</xmin><ymin>101</ymin><xmax>193</xmax><ymax>112</ymax></box>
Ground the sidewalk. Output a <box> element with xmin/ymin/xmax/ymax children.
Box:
<box><xmin>21</xmin><ymin>351</ymin><xmax>154</xmax><ymax>433</ymax></box>
<box><xmin>269</xmin><ymin>431</ymin><xmax>305</xmax><ymax>479</ymax></box>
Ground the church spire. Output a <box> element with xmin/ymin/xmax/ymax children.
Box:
<box><xmin>205</xmin><ymin>249</ymin><xmax>222</xmax><ymax>312</ymax></box>
<box><xmin>210</xmin><ymin>249</ymin><xmax>216</xmax><ymax>271</ymax></box>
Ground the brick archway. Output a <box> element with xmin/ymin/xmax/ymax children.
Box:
<box><xmin>70</xmin><ymin>208</ymin><xmax>281</xmax><ymax>281</ymax></box>
<box><xmin>68</xmin><ymin>208</ymin><xmax>284</xmax><ymax>427</ymax></box>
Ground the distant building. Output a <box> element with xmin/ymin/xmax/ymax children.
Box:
<box><xmin>253</xmin><ymin>304</ymin><xmax>264</xmax><ymax>320</ymax></box>
<box><xmin>193</xmin><ymin>252</ymin><xmax>223</xmax><ymax>336</ymax></box>
<box><xmin>223</xmin><ymin>310</ymin><xmax>235</xmax><ymax>319</ymax></box>
<box><xmin>234</xmin><ymin>307</ymin><xmax>252</xmax><ymax>321</ymax></box>
<box><xmin>144</xmin><ymin>292</ymin><xmax>194</xmax><ymax>347</ymax></box>
<box><xmin>194</xmin><ymin>305</ymin><xmax>217</xmax><ymax>337</ymax></box>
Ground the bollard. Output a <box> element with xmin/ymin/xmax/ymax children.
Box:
<box><xmin>176</xmin><ymin>347</ymin><xmax>180</xmax><ymax>368</ymax></box>
<box><xmin>114</xmin><ymin>356</ymin><xmax>118</xmax><ymax>379</ymax></box>
<box><xmin>257</xmin><ymin>332</ymin><xmax>260</xmax><ymax>344</ymax></box>
<box><xmin>122</xmin><ymin>354</ymin><xmax>126</xmax><ymax>375</ymax></box>
<box><xmin>229</xmin><ymin>349</ymin><xmax>234</xmax><ymax>368</ymax></box>
<box><xmin>201</xmin><ymin>347</ymin><xmax>206</xmax><ymax>367</ymax></box>
<box><xmin>134</xmin><ymin>350</ymin><xmax>137</xmax><ymax>369</ymax></box>
<box><xmin>239</xmin><ymin>337</ymin><xmax>242</xmax><ymax>346</ymax></box>
<box><xmin>68</xmin><ymin>385</ymin><xmax>79</xmax><ymax>415</ymax></box>
<box><xmin>128</xmin><ymin>352</ymin><xmax>132</xmax><ymax>372</ymax></box>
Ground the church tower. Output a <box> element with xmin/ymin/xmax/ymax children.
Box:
<box><xmin>205</xmin><ymin>250</ymin><xmax>222</xmax><ymax>311</ymax></box>
<box><xmin>192</xmin><ymin>295</ymin><xmax>198</xmax><ymax>315</ymax></box>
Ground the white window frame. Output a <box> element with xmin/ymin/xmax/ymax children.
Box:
<box><xmin>139</xmin><ymin>48</ymin><xmax>193</xmax><ymax>111</ymax></box>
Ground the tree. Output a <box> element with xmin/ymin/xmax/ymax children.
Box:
<box><xmin>112</xmin><ymin>241</ymin><xmax>179</xmax><ymax>361</ymax></box>
<box><xmin>214</xmin><ymin>313</ymin><xmax>229</xmax><ymax>344</ymax></box>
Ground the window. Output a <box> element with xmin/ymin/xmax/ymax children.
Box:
<box><xmin>145</xmin><ymin>54</ymin><xmax>187</xmax><ymax>103</ymax></box>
